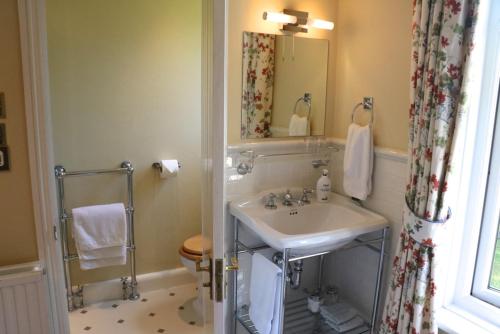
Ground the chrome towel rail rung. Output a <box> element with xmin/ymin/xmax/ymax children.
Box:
<box><xmin>64</xmin><ymin>246</ymin><xmax>135</xmax><ymax>263</ymax></box>
<box><xmin>55</xmin><ymin>162</ymin><xmax>133</xmax><ymax>179</ymax></box>
<box><xmin>60</xmin><ymin>206</ymin><xmax>134</xmax><ymax>221</ymax></box>
<box><xmin>236</xmin><ymin>241</ymin><xmax>270</xmax><ymax>255</ymax></box>
<box><xmin>63</xmin><ymin>167</ymin><xmax>130</xmax><ymax>177</ymax></box>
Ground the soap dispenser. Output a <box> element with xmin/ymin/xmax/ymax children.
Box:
<box><xmin>316</xmin><ymin>169</ymin><xmax>331</xmax><ymax>202</ymax></box>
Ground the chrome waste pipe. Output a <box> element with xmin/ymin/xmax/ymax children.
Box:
<box><xmin>272</xmin><ymin>253</ymin><xmax>304</xmax><ymax>289</ymax></box>
<box><xmin>290</xmin><ymin>260</ymin><xmax>304</xmax><ymax>289</ymax></box>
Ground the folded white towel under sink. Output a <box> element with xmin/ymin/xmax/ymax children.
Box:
<box><xmin>324</xmin><ymin>315</ymin><xmax>365</xmax><ymax>333</ymax></box>
<box><xmin>321</xmin><ymin>302</ymin><xmax>365</xmax><ymax>333</ymax></box>
<box><xmin>320</xmin><ymin>302</ymin><xmax>358</xmax><ymax>325</ymax></box>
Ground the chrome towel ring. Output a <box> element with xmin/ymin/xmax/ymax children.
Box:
<box><xmin>351</xmin><ymin>97</ymin><xmax>374</xmax><ymax>126</ymax></box>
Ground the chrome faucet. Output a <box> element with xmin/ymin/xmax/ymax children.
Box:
<box><xmin>265</xmin><ymin>189</ymin><xmax>313</xmax><ymax>208</ymax></box>
<box><xmin>300</xmin><ymin>188</ymin><xmax>314</xmax><ymax>204</ymax></box>
<box><xmin>282</xmin><ymin>190</ymin><xmax>294</xmax><ymax>206</ymax></box>
<box><xmin>264</xmin><ymin>193</ymin><xmax>278</xmax><ymax>210</ymax></box>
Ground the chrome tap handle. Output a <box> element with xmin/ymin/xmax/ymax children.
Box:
<box><xmin>282</xmin><ymin>189</ymin><xmax>294</xmax><ymax>206</ymax></box>
<box><xmin>265</xmin><ymin>193</ymin><xmax>278</xmax><ymax>209</ymax></box>
<box><xmin>301</xmin><ymin>188</ymin><xmax>314</xmax><ymax>204</ymax></box>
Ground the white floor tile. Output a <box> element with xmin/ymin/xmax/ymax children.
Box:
<box><xmin>70</xmin><ymin>283</ymin><xmax>206</xmax><ymax>334</ymax></box>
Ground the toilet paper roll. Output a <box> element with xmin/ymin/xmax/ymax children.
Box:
<box><xmin>160</xmin><ymin>160</ymin><xmax>180</xmax><ymax>179</ymax></box>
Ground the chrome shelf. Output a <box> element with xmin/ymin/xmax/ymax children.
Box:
<box><xmin>237</xmin><ymin>298</ymin><xmax>371</xmax><ymax>334</ymax></box>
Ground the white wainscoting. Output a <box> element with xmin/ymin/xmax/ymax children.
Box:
<box><xmin>0</xmin><ymin>262</ymin><xmax>50</xmax><ymax>334</ymax></box>
<box><xmin>325</xmin><ymin>138</ymin><xmax>407</xmax><ymax>323</ymax></box>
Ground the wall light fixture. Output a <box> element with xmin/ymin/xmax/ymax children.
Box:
<box><xmin>263</xmin><ymin>9</ymin><xmax>334</xmax><ymax>33</ymax></box>
<box><xmin>308</xmin><ymin>18</ymin><xmax>335</xmax><ymax>31</ymax></box>
<box><xmin>262</xmin><ymin>11</ymin><xmax>297</xmax><ymax>25</ymax></box>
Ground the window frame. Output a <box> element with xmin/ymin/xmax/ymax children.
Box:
<box><xmin>438</xmin><ymin>0</ymin><xmax>500</xmax><ymax>332</ymax></box>
<box><xmin>472</xmin><ymin>86</ymin><xmax>500</xmax><ymax>307</ymax></box>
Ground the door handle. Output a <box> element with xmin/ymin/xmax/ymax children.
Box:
<box><xmin>214</xmin><ymin>256</ymin><xmax>240</xmax><ymax>303</ymax></box>
<box><xmin>225</xmin><ymin>257</ymin><xmax>239</xmax><ymax>271</ymax></box>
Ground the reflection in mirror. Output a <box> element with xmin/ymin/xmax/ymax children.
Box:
<box><xmin>241</xmin><ymin>31</ymin><xmax>329</xmax><ymax>139</ymax></box>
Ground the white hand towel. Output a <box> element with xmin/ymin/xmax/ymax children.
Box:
<box><xmin>77</xmin><ymin>245</ymin><xmax>126</xmax><ymax>260</ymax></box>
<box><xmin>288</xmin><ymin>114</ymin><xmax>309</xmax><ymax>136</ymax></box>
<box><xmin>249</xmin><ymin>253</ymin><xmax>283</xmax><ymax>334</ymax></box>
<box><xmin>72</xmin><ymin>203</ymin><xmax>127</xmax><ymax>270</ymax></box>
<box><xmin>79</xmin><ymin>254</ymin><xmax>127</xmax><ymax>270</ymax></box>
<box><xmin>343</xmin><ymin>124</ymin><xmax>373</xmax><ymax>200</ymax></box>
<box><xmin>270</xmin><ymin>271</ymin><xmax>282</xmax><ymax>334</ymax></box>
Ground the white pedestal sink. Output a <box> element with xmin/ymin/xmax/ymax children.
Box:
<box><xmin>229</xmin><ymin>188</ymin><xmax>389</xmax><ymax>255</ymax></box>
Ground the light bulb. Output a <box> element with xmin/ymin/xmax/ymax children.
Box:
<box><xmin>263</xmin><ymin>11</ymin><xmax>298</xmax><ymax>25</ymax></box>
<box><xmin>308</xmin><ymin>18</ymin><xmax>334</xmax><ymax>30</ymax></box>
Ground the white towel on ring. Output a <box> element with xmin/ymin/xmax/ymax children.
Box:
<box><xmin>288</xmin><ymin>114</ymin><xmax>309</xmax><ymax>136</ymax></box>
<box><xmin>343</xmin><ymin>124</ymin><xmax>373</xmax><ymax>200</ymax></box>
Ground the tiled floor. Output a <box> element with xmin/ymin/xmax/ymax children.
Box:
<box><xmin>70</xmin><ymin>283</ymin><xmax>207</xmax><ymax>334</ymax></box>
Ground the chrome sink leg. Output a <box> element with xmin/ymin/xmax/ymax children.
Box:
<box><xmin>370</xmin><ymin>227</ymin><xmax>388</xmax><ymax>333</ymax></box>
<box><xmin>278</xmin><ymin>249</ymin><xmax>290</xmax><ymax>334</ymax></box>
<box><xmin>317</xmin><ymin>255</ymin><xmax>325</xmax><ymax>294</ymax></box>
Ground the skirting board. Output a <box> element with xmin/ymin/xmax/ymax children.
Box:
<box><xmin>79</xmin><ymin>267</ymin><xmax>195</xmax><ymax>305</ymax></box>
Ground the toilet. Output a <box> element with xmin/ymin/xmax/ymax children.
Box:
<box><xmin>179</xmin><ymin>234</ymin><xmax>211</xmax><ymax>316</ymax></box>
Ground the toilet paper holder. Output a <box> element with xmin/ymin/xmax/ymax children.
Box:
<box><xmin>152</xmin><ymin>161</ymin><xmax>182</xmax><ymax>170</ymax></box>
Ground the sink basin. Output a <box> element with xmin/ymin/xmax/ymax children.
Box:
<box><xmin>229</xmin><ymin>188</ymin><xmax>388</xmax><ymax>255</ymax></box>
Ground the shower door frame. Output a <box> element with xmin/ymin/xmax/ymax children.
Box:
<box><xmin>18</xmin><ymin>0</ymin><xmax>230</xmax><ymax>333</ymax></box>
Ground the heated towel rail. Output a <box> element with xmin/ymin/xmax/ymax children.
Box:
<box><xmin>54</xmin><ymin>161</ymin><xmax>139</xmax><ymax>311</ymax></box>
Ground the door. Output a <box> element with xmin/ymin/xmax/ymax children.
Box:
<box><xmin>200</xmin><ymin>0</ymin><xmax>230</xmax><ymax>333</ymax></box>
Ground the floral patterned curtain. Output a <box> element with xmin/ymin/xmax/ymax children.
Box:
<box><xmin>241</xmin><ymin>32</ymin><xmax>275</xmax><ymax>138</ymax></box>
<box><xmin>380</xmin><ymin>0</ymin><xmax>479</xmax><ymax>333</ymax></box>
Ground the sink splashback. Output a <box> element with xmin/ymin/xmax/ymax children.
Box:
<box><xmin>226</xmin><ymin>139</ymin><xmax>327</xmax><ymax>200</ymax></box>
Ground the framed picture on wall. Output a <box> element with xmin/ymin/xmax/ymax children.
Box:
<box><xmin>0</xmin><ymin>146</ymin><xmax>9</xmax><ymax>171</ymax></box>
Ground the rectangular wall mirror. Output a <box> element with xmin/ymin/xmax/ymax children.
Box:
<box><xmin>241</xmin><ymin>31</ymin><xmax>329</xmax><ymax>140</ymax></box>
